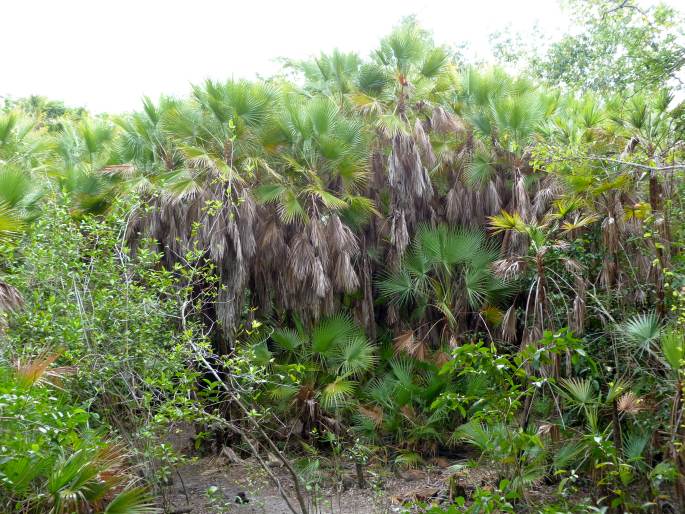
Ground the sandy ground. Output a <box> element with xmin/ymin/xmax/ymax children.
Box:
<box><xmin>162</xmin><ymin>455</ymin><xmax>476</xmax><ymax>514</ymax></box>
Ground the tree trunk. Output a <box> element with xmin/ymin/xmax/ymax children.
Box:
<box><xmin>355</xmin><ymin>462</ymin><xmax>366</xmax><ymax>489</ymax></box>
<box><xmin>649</xmin><ymin>169</ymin><xmax>667</xmax><ymax>318</ymax></box>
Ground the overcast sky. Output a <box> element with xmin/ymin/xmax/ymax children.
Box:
<box><xmin>0</xmin><ymin>0</ymin><xmax>674</xmax><ymax>113</ymax></box>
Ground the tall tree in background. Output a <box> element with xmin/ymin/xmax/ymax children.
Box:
<box><xmin>537</xmin><ymin>0</ymin><xmax>685</xmax><ymax>93</ymax></box>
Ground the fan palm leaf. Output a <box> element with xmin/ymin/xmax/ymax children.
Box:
<box><xmin>660</xmin><ymin>328</ymin><xmax>684</xmax><ymax>371</ymax></box>
<box><xmin>560</xmin><ymin>377</ymin><xmax>596</xmax><ymax>406</ymax></box>
<box><xmin>311</xmin><ymin>314</ymin><xmax>356</xmax><ymax>355</ymax></box>
<box><xmin>271</xmin><ymin>328</ymin><xmax>306</xmax><ymax>354</ymax></box>
<box><xmin>332</xmin><ymin>335</ymin><xmax>376</xmax><ymax>377</ymax></box>
<box><xmin>619</xmin><ymin>312</ymin><xmax>662</xmax><ymax>358</ymax></box>
<box><xmin>104</xmin><ymin>488</ymin><xmax>159</xmax><ymax>514</ymax></box>
<box><xmin>320</xmin><ymin>376</ymin><xmax>355</xmax><ymax>411</ymax></box>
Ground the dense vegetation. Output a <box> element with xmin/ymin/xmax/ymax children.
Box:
<box><xmin>2</xmin><ymin>1</ymin><xmax>685</xmax><ymax>512</ymax></box>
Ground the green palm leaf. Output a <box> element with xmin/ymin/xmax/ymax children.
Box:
<box><xmin>661</xmin><ymin>328</ymin><xmax>684</xmax><ymax>371</ymax></box>
<box><xmin>420</xmin><ymin>225</ymin><xmax>486</xmax><ymax>267</ymax></box>
<box><xmin>311</xmin><ymin>314</ymin><xmax>356</xmax><ymax>355</ymax></box>
<box><xmin>271</xmin><ymin>328</ymin><xmax>306</xmax><ymax>354</ymax></box>
<box><xmin>321</xmin><ymin>376</ymin><xmax>355</xmax><ymax>411</ymax></box>
<box><xmin>278</xmin><ymin>190</ymin><xmax>308</xmax><ymax>224</ymax></box>
<box><xmin>623</xmin><ymin>430</ymin><xmax>650</xmax><ymax>463</ymax></box>
<box><xmin>420</xmin><ymin>47</ymin><xmax>449</xmax><ymax>78</ymax></box>
<box><xmin>619</xmin><ymin>312</ymin><xmax>662</xmax><ymax>358</ymax></box>
<box><xmin>560</xmin><ymin>377</ymin><xmax>596</xmax><ymax>405</ymax></box>
<box><xmin>104</xmin><ymin>487</ymin><xmax>159</xmax><ymax>514</ymax></box>
<box><xmin>377</xmin><ymin>269</ymin><xmax>418</xmax><ymax>306</ymax></box>
<box><xmin>333</xmin><ymin>336</ymin><xmax>376</xmax><ymax>376</ymax></box>
<box><xmin>553</xmin><ymin>441</ymin><xmax>586</xmax><ymax>471</ymax></box>
<box><xmin>465</xmin><ymin>148</ymin><xmax>496</xmax><ymax>187</ymax></box>
<box><xmin>0</xmin><ymin>201</ymin><xmax>24</xmax><ymax>241</ymax></box>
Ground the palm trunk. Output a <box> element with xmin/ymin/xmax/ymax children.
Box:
<box><xmin>612</xmin><ymin>399</ymin><xmax>622</xmax><ymax>453</ymax></box>
<box><xmin>649</xmin><ymin>168</ymin><xmax>667</xmax><ymax>318</ymax></box>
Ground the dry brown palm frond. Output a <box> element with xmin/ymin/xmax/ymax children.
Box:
<box><xmin>537</xmin><ymin>423</ymin><xmax>554</xmax><ymax>436</ymax></box>
<box><xmin>621</xmin><ymin>135</ymin><xmax>640</xmax><ymax>158</ymax></box>
<box><xmin>321</xmin><ymin>416</ymin><xmax>343</xmax><ymax>434</ymax></box>
<box><xmin>550</xmin><ymin>240</ymin><xmax>571</xmax><ymax>252</ymax></box>
<box><xmin>326</xmin><ymin>215</ymin><xmax>358</xmax><ymax>255</ymax></box>
<box><xmin>205</xmin><ymin>213</ymin><xmax>228</xmax><ymax>263</ymax></box>
<box><xmin>400</xmin><ymin>404</ymin><xmax>416</xmax><ymax>421</ymax></box>
<box><xmin>413</xmin><ymin>119</ymin><xmax>436</xmax><ymax>169</ymax></box>
<box><xmin>602</xmin><ymin>216</ymin><xmax>620</xmax><ymax>255</ymax></box>
<box><xmin>532</xmin><ymin>181</ymin><xmax>561</xmax><ymax>220</ymax></box>
<box><xmin>390</xmin><ymin>211</ymin><xmax>410</xmax><ymax>257</ymax></box>
<box><xmin>102</xmin><ymin>164</ymin><xmax>135</xmax><ymax>177</ymax></box>
<box><xmin>259</xmin><ymin>219</ymin><xmax>287</xmax><ymax>262</ymax></box>
<box><xmin>333</xmin><ymin>253</ymin><xmax>359</xmax><ymax>293</ymax></box>
<box><xmin>388</xmin><ymin>133</ymin><xmax>433</xmax><ymax>204</ymax></box>
<box><xmin>484</xmin><ymin>180</ymin><xmax>502</xmax><ymax>216</ymax></box>
<box><xmin>431</xmin><ymin>106</ymin><xmax>465</xmax><ymax>134</ymax></box>
<box><xmin>289</xmin><ymin>232</ymin><xmax>316</xmax><ymax>282</ymax></box>
<box><xmin>600</xmin><ymin>256</ymin><xmax>617</xmax><ymax>289</ymax></box>
<box><xmin>359</xmin><ymin>405</ymin><xmax>384</xmax><ymax>426</ymax></box>
<box><xmin>0</xmin><ymin>281</ymin><xmax>23</xmax><ymax>313</ymax></box>
<box><xmin>445</xmin><ymin>186</ymin><xmax>469</xmax><ymax>226</ymax></box>
<box><xmin>512</xmin><ymin>169</ymin><xmax>532</xmax><ymax>222</ymax></box>
<box><xmin>564</xmin><ymin>259</ymin><xmax>583</xmax><ymax>274</ymax></box>
<box><xmin>492</xmin><ymin>257</ymin><xmax>527</xmax><ymax>280</ymax></box>
<box><xmin>522</xmin><ymin>326</ymin><xmax>542</xmax><ymax>349</ymax></box>
<box><xmin>14</xmin><ymin>352</ymin><xmax>76</xmax><ymax>387</ymax></box>
<box><xmin>501</xmin><ymin>304</ymin><xmax>518</xmax><ymax>343</ymax></box>
<box><xmin>393</xmin><ymin>330</ymin><xmax>430</xmax><ymax>361</ymax></box>
<box><xmin>617</xmin><ymin>391</ymin><xmax>645</xmax><ymax>415</ymax></box>
<box><xmin>623</xmin><ymin>213</ymin><xmax>644</xmax><ymax>236</ymax></box>
<box><xmin>569</xmin><ymin>295</ymin><xmax>586</xmax><ymax>335</ymax></box>
<box><xmin>386</xmin><ymin>304</ymin><xmax>399</xmax><ymax>326</ymax></box>
<box><xmin>308</xmin><ymin>218</ymin><xmax>329</xmax><ymax>268</ymax></box>
<box><xmin>432</xmin><ymin>350</ymin><xmax>451</xmax><ymax>367</ymax></box>
<box><xmin>237</xmin><ymin>191</ymin><xmax>256</xmax><ymax>260</ymax></box>
<box><xmin>633</xmin><ymin>288</ymin><xmax>648</xmax><ymax>305</ymax></box>
<box><xmin>635</xmin><ymin>253</ymin><xmax>651</xmax><ymax>283</ymax></box>
<box><xmin>311</xmin><ymin>258</ymin><xmax>330</xmax><ymax>299</ymax></box>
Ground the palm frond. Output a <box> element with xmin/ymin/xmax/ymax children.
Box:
<box><xmin>488</xmin><ymin>210</ymin><xmax>527</xmax><ymax>234</ymax></box>
<box><xmin>560</xmin><ymin>377</ymin><xmax>596</xmax><ymax>405</ymax></box>
<box><xmin>660</xmin><ymin>328</ymin><xmax>684</xmax><ymax>371</ymax></box>
<box><xmin>333</xmin><ymin>336</ymin><xmax>376</xmax><ymax>376</ymax></box>
<box><xmin>618</xmin><ymin>312</ymin><xmax>662</xmax><ymax>358</ymax></box>
<box><xmin>311</xmin><ymin>314</ymin><xmax>357</xmax><ymax>355</ymax></box>
<box><xmin>321</xmin><ymin>376</ymin><xmax>355</xmax><ymax>411</ymax></box>
<box><xmin>271</xmin><ymin>328</ymin><xmax>306</xmax><ymax>354</ymax></box>
<box><xmin>104</xmin><ymin>487</ymin><xmax>159</xmax><ymax>514</ymax></box>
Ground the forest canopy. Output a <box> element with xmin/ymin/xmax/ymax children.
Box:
<box><xmin>2</xmin><ymin>1</ymin><xmax>685</xmax><ymax>513</ymax></box>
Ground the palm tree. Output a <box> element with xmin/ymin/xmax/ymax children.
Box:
<box><xmin>251</xmin><ymin>94</ymin><xmax>376</xmax><ymax>322</ymax></box>
<box><xmin>0</xmin><ymin>110</ymin><xmax>47</xmax><ymax>315</ymax></box>
<box><xmin>266</xmin><ymin>314</ymin><xmax>376</xmax><ymax>435</ymax></box>
<box><xmin>609</xmin><ymin>90</ymin><xmax>676</xmax><ymax>316</ymax></box>
<box><xmin>0</xmin><ymin>110</ymin><xmax>52</xmax><ymax>170</ymax></box>
<box><xmin>488</xmin><ymin>202</ymin><xmax>597</xmax><ymax>382</ymax></box>
<box><xmin>460</xmin><ymin>69</ymin><xmax>557</xmax><ymax>256</ymax></box>
<box><xmin>286</xmin><ymin>50</ymin><xmax>362</xmax><ymax>106</ymax></box>
<box><xmin>378</xmin><ymin>224</ymin><xmax>511</xmax><ymax>344</ymax></box>
<box><xmin>115</xmin><ymin>81</ymin><xmax>276</xmax><ymax>348</ymax></box>
<box><xmin>52</xmin><ymin>117</ymin><xmax>120</xmax><ymax>216</ymax></box>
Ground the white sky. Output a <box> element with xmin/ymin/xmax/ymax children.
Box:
<box><xmin>0</xmin><ymin>0</ymin><xmax>678</xmax><ymax>113</ymax></box>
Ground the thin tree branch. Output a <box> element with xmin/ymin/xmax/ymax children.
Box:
<box><xmin>550</xmin><ymin>155</ymin><xmax>685</xmax><ymax>172</ymax></box>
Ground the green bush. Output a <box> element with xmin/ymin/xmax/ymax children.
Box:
<box><xmin>0</xmin><ymin>356</ymin><xmax>157</xmax><ymax>513</ymax></box>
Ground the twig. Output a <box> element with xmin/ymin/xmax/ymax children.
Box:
<box><xmin>554</xmin><ymin>155</ymin><xmax>685</xmax><ymax>172</ymax></box>
<box><xmin>179</xmin><ymin>300</ymin><xmax>308</xmax><ymax>514</ymax></box>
